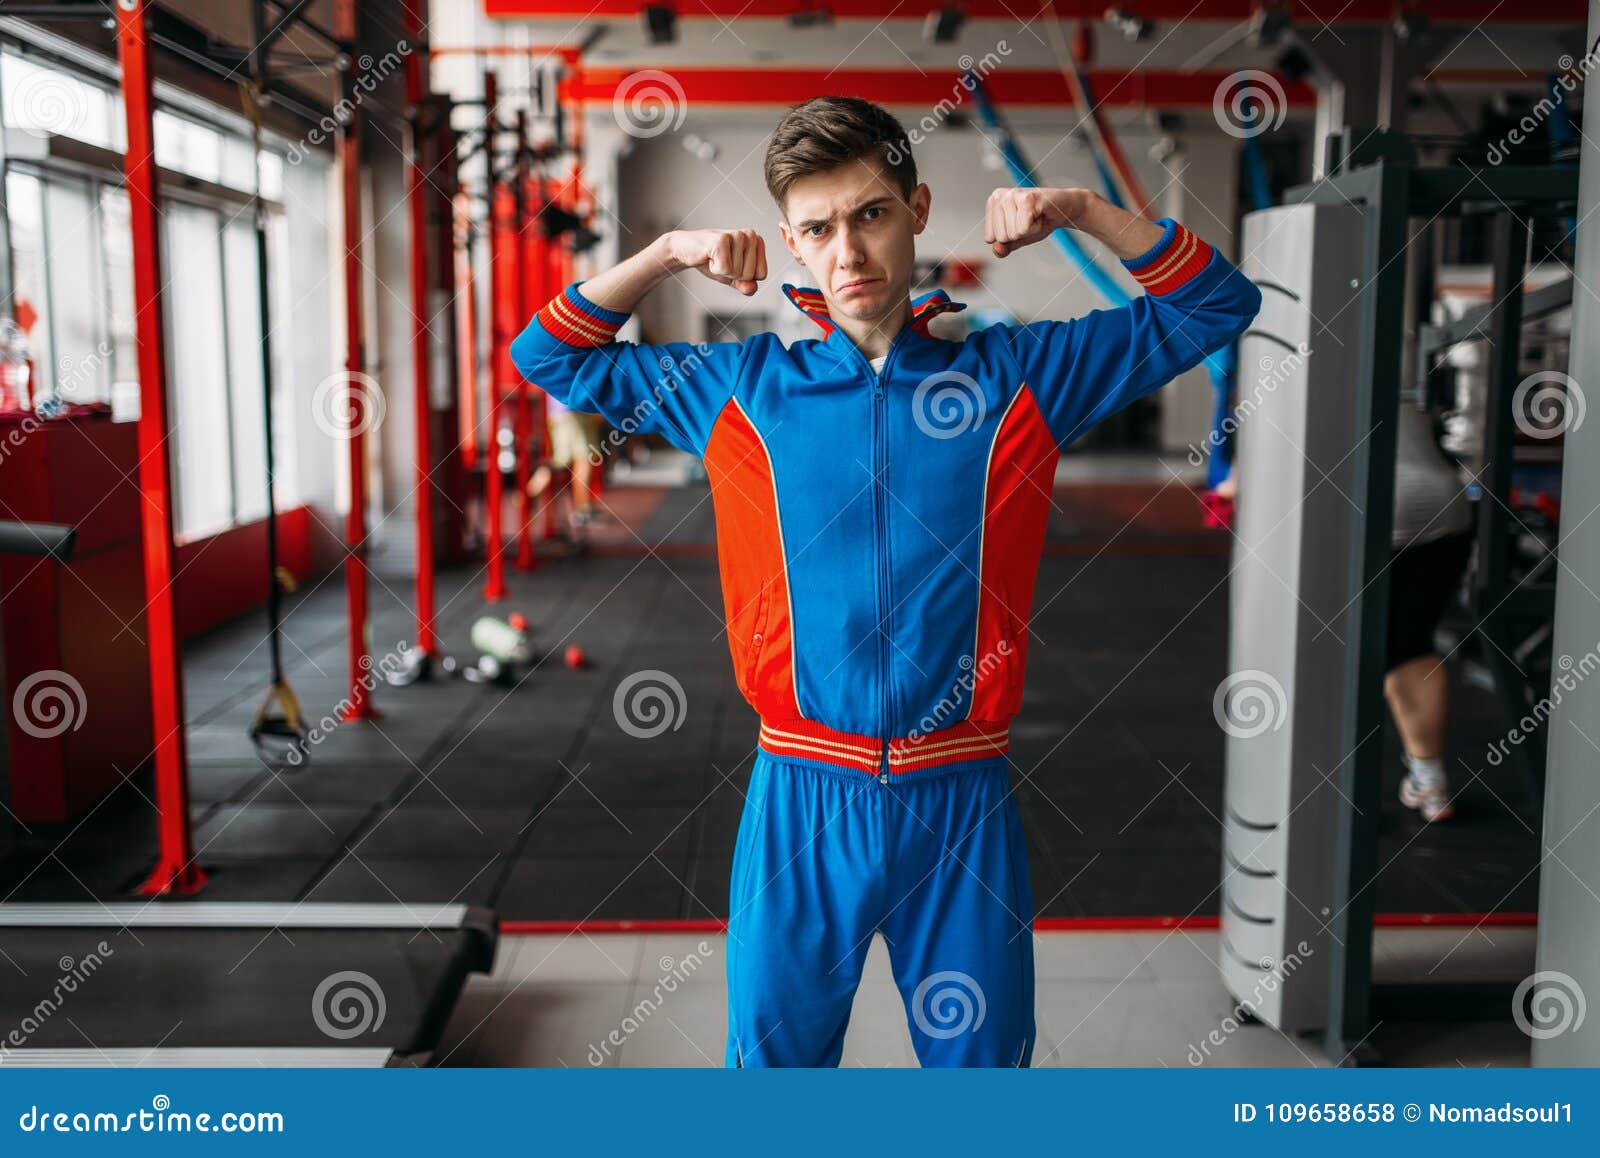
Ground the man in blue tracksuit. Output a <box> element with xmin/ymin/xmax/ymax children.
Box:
<box><xmin>512</xmin><ymin>96</ymin><xmax>1260</xmax><ymax>1067</ymax></box>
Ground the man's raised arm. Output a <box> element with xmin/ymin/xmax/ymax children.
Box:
<box><xmin>982</xmin><ymin>187</ymin><xmax>1262</xmax><ymax>451</ymax></box>
<box><xmin>509</xmin><ymin>229</ymin><xmax>768</xmax><ymax>457</ymax></box>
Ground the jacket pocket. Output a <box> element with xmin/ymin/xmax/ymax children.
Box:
<box><xmin>740</xmin><ymin>586</ymin><xmax>772</xmax><ymax>697</ymax></box>
<box><xmin>995</xmin><ymin>607</ymin><xmax>1027</xmax><ymax>716</ymax></box>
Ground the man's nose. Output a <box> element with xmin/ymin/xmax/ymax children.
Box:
<box><xmin>836</xmin><ymin>227</ymin><xmax>867</xmax><ymax>266</ymax></box>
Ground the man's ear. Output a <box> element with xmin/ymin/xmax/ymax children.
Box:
<box><xmin>910</xmin><ymin>183</ymin><xmax>931</xmax><ymax>235</ymax></box>
<box><xmin>778</xmin><ymin>219</ymin><xmax>802</xmax><ymax>263</ymax></box>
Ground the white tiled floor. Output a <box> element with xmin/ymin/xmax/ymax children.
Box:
<box><xmin>433</xmin><ymin>928</ymin><xmax>1535</xmax><ymax>1068</ymax></box>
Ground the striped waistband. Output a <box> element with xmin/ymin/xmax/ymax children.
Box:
<box><xmin>757</xmin><ymin>718</ymin><xmax>1010</xmax><ymax>776</ymax></box>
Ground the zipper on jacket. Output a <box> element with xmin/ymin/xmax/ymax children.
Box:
<box><xmin>873</xmin><ymin>365</ymin><xmax>891</xmax><ymax>785</ymax></box>
<box><xmin>833</xmin><ymin>313</ymin><xmax>915</xmax><ymax>786</ymax></box>
<box><xmin>859</xmin><ymin>326</ymin><xmax>913</xmax><ymax>786</ymax></box>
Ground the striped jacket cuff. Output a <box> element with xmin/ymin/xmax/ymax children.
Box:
<box><xmin>536</xmin><ymin>280</ymin><xmax>630</xmax><ymax>347</ymax></box>
<box><xmin>1122</xmin><ymin>219</ymin><xmax>1214</xmax><ymax>295</ymax></box>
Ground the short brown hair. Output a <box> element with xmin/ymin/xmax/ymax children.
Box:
<box><xmin>764</xmin><ymin>96</ymin><xmax>917</xmax><ymax>215</ymax></box>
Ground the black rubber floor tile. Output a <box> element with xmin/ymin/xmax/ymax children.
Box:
<box><xmin>405</xmin><ymin>767</ymin><xmax>561</xmax><ymax>807</ymax></box>
<box><xmin>240</xmin><ymin>763</ymin><xmax>413</xmax><ymax>805</ymax></box>
<box><xmin>185</xmin><ymin>858</ymin><xmax>326</xmax><ymax>901</ymax></box>
<box><xmin>352</xmin><ymin>805</ymin><xmax>530</xmax><ymax>858</ymax></box>
<box><xmin>187</xmin><ymin>763</ymin><xmax>269</xmax><ymax>803</ymax></box>
<box><xmin>519</xmin><ymin>804</ymin><xmax>695</xmax><ymax>859</ymax></box>
<box><xmin>497</xmin><ymin>855</ymin><xmax>686</xmax><ymax>921</ymax></box>
<box><xmin>306</xmin><ymin>856</ymin><xmax>502</xmax><ymax>905</ymax></box>
<box><xmin>1052</xmin><ymin>850</ymin><xmax>1225</xmax><ymax>917</ymax></box>
<box><xmin>549</xmin><ymin>765</ymin><xmax>711</xmax><ymax>808</ymax></box>
<box><xmin>190</xmin><ymin>804</ymin><xmax>369</xmax><ymax>859</ymax></box>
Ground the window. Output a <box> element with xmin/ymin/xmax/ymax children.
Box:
<box><xmin>5</xmin><ymin>171</ymin><xmax>53</xmax><ymax>400</ymax></box>
<box><xmin>0</xmin><ymin>51</ymin><xmax>120</xmax><ymax>149</ymax></box>
<box><xmin>42</xmin><ymin>176</ymin><xmax>106</xmax><ymax>405</ymax></box>
<box><xmin>1</xmin><ymin>53</ymin><xmax>297</xmax><ymax>539</ymax></box>
<box><xmin>99</xmin><ymin>187</ymin><xmax>139</xmax><ymax>420</ymax></box>
<box><xmin>154</xmin><ymin>110</ymin><xmax>221</xmax><ymax>184</ymax></box>
<box><xmin>4</xmin><ymin>169</ymin><xmax>114</xmax><ymax>408</ymax></box>
<box><xmin>222</xmin><ymin>219</ymin><xmax>269</xmax><ymax>524</ymax></box>
<box><xmin>161</xmin><ymin>200</ymin><xmax>285</xmax><ymax>540</ymax></box>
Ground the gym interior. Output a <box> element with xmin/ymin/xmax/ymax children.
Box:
<box><xmin>0</xmin><ymin>0</ymin><xmax>1597</xmax><ymax>1070</ymax></box>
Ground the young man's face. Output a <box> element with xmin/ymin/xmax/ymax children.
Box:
<box><xmin>778</xmin><ymin>155</ymin><xmax>931</xmax><ymax>329</ymax></box>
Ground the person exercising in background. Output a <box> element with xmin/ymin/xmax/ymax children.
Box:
<box><xmin>511</xmin><ymin>96</ymin><xmax>1259</xmax><ymax>1066</ymax></box>
<box><xmin>1385</xmin><ymin>403</ymin><xmax>1474</xmax><ymax>822</ymax></box>
<box><xmin>527</xmin><ymin>394</ymin><xmax>605</xmax><ymax>530</ymax></box>
<box><xmin>1215</xmin><ymin>399</ymin><xmax>1473</xmax><ymax>823</ymax></box>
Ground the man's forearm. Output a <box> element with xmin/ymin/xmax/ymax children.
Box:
<box><xmin>560</xmin><ymin>234</ymin><xmax>682</xmax><ymax>316</ymax></box>
<box><xmin>1070</xmin><ymin>194</ymin><xmax>1166</xmax><ymax>262</ymax></box>
<box><xmin>549</xmin><ymin>226</ymin><xmax>768</xmax><ymax>314</ymax></box>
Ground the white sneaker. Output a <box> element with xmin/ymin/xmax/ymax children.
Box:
<box><xmin>1399</xmin><ymin>773</ymin><xmax>1455</xmax><ymax>822</ymax></box>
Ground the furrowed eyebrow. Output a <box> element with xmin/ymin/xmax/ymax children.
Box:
<box><xmin>794</xmin><ymin>197</ymin><xmax>893</xmax><ymax>231</ymax></box>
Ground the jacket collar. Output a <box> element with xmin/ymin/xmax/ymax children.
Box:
<box><xmin>780</xmin><ymin>282</ymin><xmax>967</xmax><ymax>340</ymax></box>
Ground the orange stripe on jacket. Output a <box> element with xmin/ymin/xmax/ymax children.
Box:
<box><xmin>703</xmin><ymin>400</ymin><xmax>800</xmax><ymax>717</ymax></box>
<box><xmin>968</xmin><ymin>387</ymin><xmax>1058</xmax><ymax>722</ymax></box>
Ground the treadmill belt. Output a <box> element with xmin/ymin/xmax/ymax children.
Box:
<box><xmin>0</xmin><ymin>905</ymin><xmax>495</xmax><ymax>1059</ymax></box>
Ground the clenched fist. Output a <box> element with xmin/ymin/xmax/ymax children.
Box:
<box><xmin>984</xmin><ymin>187</ymin><xmax>1097</xmax><ymax>257</ymax></box>
<box><xmin>664</xmin><ymin>228</ymin><xmax>768</xmax><ymax>295</ymax></box>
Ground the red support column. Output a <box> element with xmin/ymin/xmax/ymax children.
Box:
<box><xmin>403</xmin><ymin>0</ymin><xmax>437</xmax><ymax>658</ymax></box>
<box><xmin>524</xmin><ymin>176</ymin><xmax>557</xmax><ymax>543</ymax></box>
<box><xmin>119</xmin><ymin>3</ymin><xmax>200</xmax><ymax>894</ymax></box>
<box><xmin>546</xmin><ymin>189</ymin><xmax>572</xmax><ymax>525</ymax></box>
<box><xmin>119</xmin><ymin>0</ymin><xmax>205</xmax><ymax>897</ymax></box>
<box><xmin>454</xmin><ymin>192</ymin><xmax>479</xmax><ymax>471</ymax></box>
<box><xmin>482</xmin><ymin>70</ymin><xmax>508</xmax><ymax>602</ymax></box>
<box><xmin>336</xmin><ymin>0</ymin><xmax>377</xmax><ymax>720</ymax></box>
<box><xmin>512</xmin><ymin>111</ymin><xmax>537</xmax><ymax>571</ymax></box>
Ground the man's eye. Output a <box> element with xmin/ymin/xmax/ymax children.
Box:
<box><xmin>807</xmin><ymin>225</ymin><xmax>827</xmax><ymax>237</ymax></box>
<box><xmin>862</xmin><ymin>207</ymin><xmax>883</xmax><ymax>221</ymax></box>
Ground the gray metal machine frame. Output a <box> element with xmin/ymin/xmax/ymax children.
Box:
<box><xmin>1284</xmin><ymin>128</ymin><xmax>1578</xmax><ymax>1063</ymax></box>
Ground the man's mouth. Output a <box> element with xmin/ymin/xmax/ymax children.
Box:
<box><xmin>838</xmin><ymin>278</ymin><xmax>879</xmax><ymax>293</ymax></box>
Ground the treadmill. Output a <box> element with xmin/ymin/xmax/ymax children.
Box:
<box><xmin>0</xmin><ymin>903</ymin><xmax>496</xmax><ymax>1067</ymax></box>
<box><xmin>0</xmin><ymin>522</ymin><xmax>496</xmax><ymax>1067</ymax></box>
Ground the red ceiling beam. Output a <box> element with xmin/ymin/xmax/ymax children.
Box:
<box><xmin>570</xmin><ymin>67</ymin><xmax>1319</xmax><ymax>108</ymax></box>
<box><xmin>487</xmin><ymin>0</ymin><xmax>1587</xmax><ymax>23</ymax></box>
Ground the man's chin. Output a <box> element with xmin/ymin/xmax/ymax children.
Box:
<box><xmin>829</xmin><ymin>288</ymin><xmax>895</xmax><ymax>322</ymax></box>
